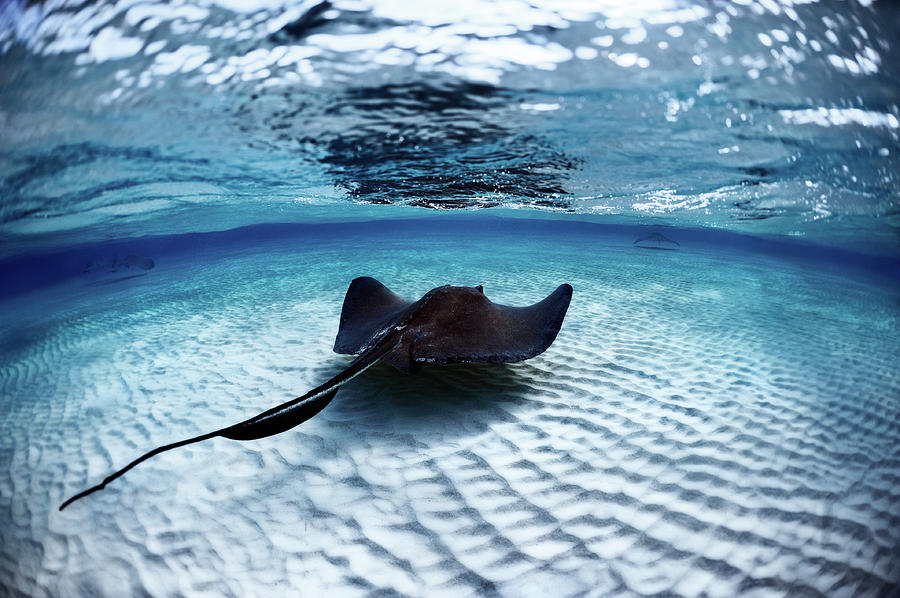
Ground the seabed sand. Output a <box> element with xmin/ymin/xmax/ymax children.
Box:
<box><xmin>1</xmin><ymin>219</ymin><xmax>898</xmax><ymax>597</ymax></box>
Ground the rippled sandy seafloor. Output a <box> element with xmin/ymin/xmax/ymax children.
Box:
<box><xmin>1</xmin><ymin>220</ymin><xmax>898</xmax><ymax>597</ymax></box>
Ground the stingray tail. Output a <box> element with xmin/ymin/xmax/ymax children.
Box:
<box><xmin>58</xmin><ymin>429</ymin><xmax>221</xmax><ymax>511</ymax></box>
<box><xmin>59</xmin><ymin>337</ymin><xmax>397</xmax><ymax>511</ymax></box>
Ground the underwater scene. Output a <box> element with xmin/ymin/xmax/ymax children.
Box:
<box><xmin>1</xmin><ymin>1</ymin><xmax>898</xmax><ymax>597</ymax></box>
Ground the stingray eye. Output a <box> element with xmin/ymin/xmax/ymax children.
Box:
<box><xmin>475</xmin><ymin>285</ymin><xmax>484</xmax><ymax>293</ymax></box>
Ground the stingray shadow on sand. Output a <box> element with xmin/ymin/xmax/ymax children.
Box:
<box><xmin>321</xmin><ymin>359</ymin><xmax>542</xmax><ymax>446</ymax></box>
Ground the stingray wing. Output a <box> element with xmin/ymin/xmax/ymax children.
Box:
<box><xmin>405</xmin><ymin>283</ymin><xmax>573</xmax><ymax>366</ymax></box>
<box><xmin>334</xmin><ymin>278</ymin><xmax>573</xmax><ymax>371</ymax></box>
<box><xmin>333</xmin><ymin>276</ymin><xmax>414</xmax><ymax>354</ymax></box>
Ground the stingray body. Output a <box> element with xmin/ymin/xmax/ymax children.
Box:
<box><xmin>336</xmin><ymin>277</ymin><xmax>572</xmax><ymax>372</ymax></box>
<box><xmin>60</xmin><ymin>277</ymin><xmax>572</xmax><ymax>510</ymax></box>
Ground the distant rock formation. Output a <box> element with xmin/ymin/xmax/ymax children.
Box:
<box><xmin>84</xmin><ymin>254</ymin><xmax>155</xmax><ymax>274</ymax></box>
<box><xmin>82</xmin><ymin>255</ymin><xmax>155</xmax><ymax>283</ymax></box>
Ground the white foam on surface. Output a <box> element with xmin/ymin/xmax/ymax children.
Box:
<box><xmin>0</xmin><ymin>224</ymin><xmax>898</xmax><ymax>596</ymax></box>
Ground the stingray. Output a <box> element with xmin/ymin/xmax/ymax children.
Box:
<box><xmin>634</xmin><ymin>232</ymin><xmax>680</xmax><ymax>250</ymax></box>
<box><xmin>59</xmin><ymin>276</ymin><xmax>573</xmax><ymax>510</ymax></box>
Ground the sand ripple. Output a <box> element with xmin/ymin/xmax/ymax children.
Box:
<box><xmin>1</xmin><ymin>223</ymin><xmax>898</xmax><ymax>596</ymax></box>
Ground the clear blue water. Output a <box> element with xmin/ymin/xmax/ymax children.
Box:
<box><xmin>1</xmin><ymin>2</ymin><xmax>899</xmax><ymax>597</ymax></box>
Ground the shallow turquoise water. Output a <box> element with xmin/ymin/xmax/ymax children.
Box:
<box><xmin>1</xmin><ymin>218</ymin><xmax>898</xmax><ymax>597</ymax></box>
<box><xmin>2</xmin><ymin>1</ymin><xmax>900</xmax><ymax>596</ymax></box>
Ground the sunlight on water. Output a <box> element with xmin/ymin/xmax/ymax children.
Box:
<box><xmin>0</xmin><ymin>0</ymin><xmax>898</xmax><ymax>253</ymax></box>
